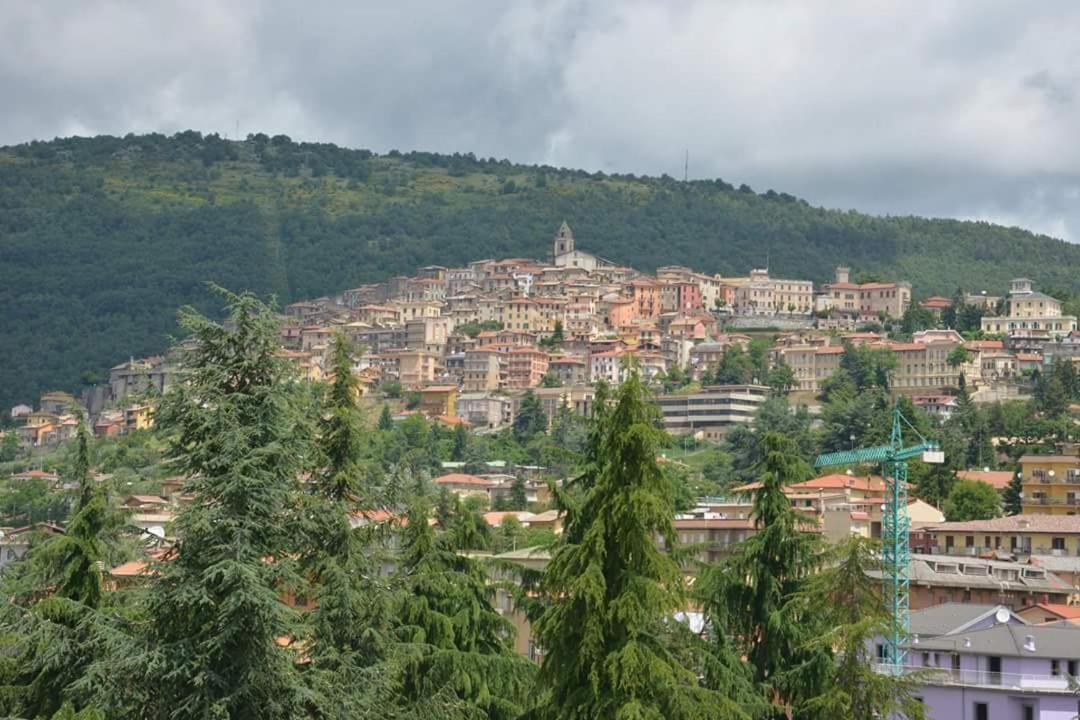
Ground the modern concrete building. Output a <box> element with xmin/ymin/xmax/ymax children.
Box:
<box><xmin>655</xmin><ymin>384</ymin><xmax>769</xmax><ymax>441</ymax></box>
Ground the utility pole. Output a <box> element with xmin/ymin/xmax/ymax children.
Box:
<box><xmin>683</xmin><ymin>149</ymin><xmax>689</xmax><ymax>182</ymax></box>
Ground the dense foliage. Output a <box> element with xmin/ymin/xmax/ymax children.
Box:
<box><xmin>6</xmin><ymin>131</ymin><xmax>1080</xmax><ymax>410</ymax></box>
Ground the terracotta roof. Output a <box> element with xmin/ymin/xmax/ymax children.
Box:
<box><xmin>434</xmin><ymin>473</ymin><xmax>493</xmax><ymax>487</ymax></box>
<box><xmin>12</xmin><ymin>469</ymin><xmax>61</xmax><ymax>480</ymax></box>
<box><xmin>1024</xmin><ymin>603</ymin><xmax>1080</xmax><ymax>620</ymax></box>
<box><xmin>1019</xmin><ymin>455</ymin><xmax>1080</xmax><ymax>464</ymax></box>
<box><xmin>925</xmin><ymin>515</ymin><xmax>1080</xmax><ymax>534</ymax></box>
<box><xmin>109</xmin><ymin>560</ymin><xmax>154</xmax><ymax>578</ymax></box>
<box><xmin>482</xmin><ymin>511</ymin><xmax>534</xmax><ymax>527</ymax></box>
<box><xmin>734</xmin><ymin>474</ymin><xmax>886</xmax><ymax>494</ymax></box>
<box><xmin>956</xmin><ymin>470</ymin><xmax>1014</xmax><ymax>490</ymax></box>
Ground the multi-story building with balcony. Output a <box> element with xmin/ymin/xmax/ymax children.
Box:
<box><xmin>1021</xmin><ymin>448</ymin><xmax>1080</xmax><ymax>516</ymax></box>
<box><xmin>981</xmin><ymin>278</ymin><xmax>1078</xmax><ymax>339</ymax></box>
<box><xmin>923</xmin><ymin>515</ymin><xmax>1080</xmax><ymax>558</ymax></box>
<box><xmin>655</xmin><ymin>384</ymin><xmax>769</xmax><ymax>441</ymax></box>
<box><xmin>884</xmin><ymin>612</ymin><xmax>1080</xmax><ymax>720</ymax></box>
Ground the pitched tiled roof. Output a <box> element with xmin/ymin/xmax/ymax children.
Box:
<box><xmin>924</xmin><ymin>514</ymin><xmax>1080</xmax><ymax>534</ymax></box>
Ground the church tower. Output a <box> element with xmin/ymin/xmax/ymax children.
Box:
<box><xmin>553</xmin><ymin>221</ymin><xmax>574</xmax><ymax>260</ymax></box>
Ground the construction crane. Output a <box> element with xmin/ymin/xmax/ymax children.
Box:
<box><xmin>813</xmin><ymin>403</ymin><xmax>943</xmax><ymax>669</ymax></box>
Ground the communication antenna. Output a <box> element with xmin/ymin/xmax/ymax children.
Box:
<box><xmin>683</xmin><ymin>149</ymin><xmax>689</xmax><ymax>182</ymax></box>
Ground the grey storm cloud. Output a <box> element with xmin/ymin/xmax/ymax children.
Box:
<box><xmin>2</xmin><ymin>0</ymin><xmax>1080</xmax><ymax>241</ymax></box>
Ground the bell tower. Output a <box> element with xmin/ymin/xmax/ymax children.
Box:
<box><xmin>553</xmin><ymin>221</ymin><xmax>574</xmax><ymax>260</ymax></box>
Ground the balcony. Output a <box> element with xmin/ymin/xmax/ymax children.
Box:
<box><xmin>1023</xmin><ymin>496</ymin><xmax>1080</xmax><ymax>507</ymax></box>
<box><xmin>873</xmin><ymin>664</ymin><xmax>1073</xmax><ymax>692</ymax></box>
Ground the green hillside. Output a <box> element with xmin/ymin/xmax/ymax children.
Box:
<box><xmin>2</xmin><ymin>131</ymin><xmax>1080</xmax><ymax>410</ymax></box>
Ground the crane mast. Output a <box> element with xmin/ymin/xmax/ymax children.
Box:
<box><xmin>813</xmin><ymin>403</ymin><xmax>942</xmax><ymax>668</ymax></box>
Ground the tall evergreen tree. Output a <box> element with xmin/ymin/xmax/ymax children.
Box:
<box><xmin>0</xmin><ymin>413</ymin><xmax>115</xmax><ymax>719</ymax></box>
<box><xmin>379</xmin><ymin>403</ymin><xmax>395</xmax><ymax>431</ymax></box>
<box><xmin>532</xmin><ymin>368</ymin><xmax>747</xmax><ymax>719</ymax></box>
<box><xmin>100</xmin><ymin>290</ymin><xmax>311</xmax><ymax>719</ymax></box>
<box><xmin>52</xmin><ymin>414</ymin><xmax>108</xmax><ymax>608</ymax></box>
<box><xmin>390</xmin><ymin>498</ymin><xmax>533</xmax><ymax>719</ymax></box>
<box><xmin>793</xmin><ymin>537</ymin><xmax>926</xmax><ymax>720</ymax></box>
<box><xmin>513</xmin><ymin>390</ymin><xmax>548</xmax><ymax>443</ymax></box>
<box><xmin>1002</xmin><ymin>470</ymin><xmax>1024</xmax><ymax>516</ymax></box>
<box><xmin>302</xmin><ymin>332</ymin><xmax>388</xmax><ymax>713</ymax></box>
<box><xmin>698</xmin><ymin>432</ymin><xmax>827</xmax><ymax>718</ymax></box>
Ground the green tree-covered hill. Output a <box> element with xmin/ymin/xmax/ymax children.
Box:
<box><xmin>3</xmin><ymin>131</ymin><xmax>1079</xmax><ymax>409</ymax></box>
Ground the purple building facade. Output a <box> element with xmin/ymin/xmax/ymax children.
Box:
<box><xmin>881</xmin><ymin>615</ymin><xmax>1080</xmax><ymax>720</ymax></box>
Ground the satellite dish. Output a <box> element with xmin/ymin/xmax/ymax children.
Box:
<box><xmin>995</xmin><ymin>607</ymin><xmax>1010</xmax><ymax>624</ymax></box>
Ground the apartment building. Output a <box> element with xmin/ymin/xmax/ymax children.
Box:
<box><xmin>405</xmin><ymin>316</ymin><xmax>451</xmax><ymax>354</ymax></box>
<box><xmin>1021</xmin><ymin>449</ymin><xmax>1080</xmax><ymax>516</ymax></box>
<box><xmin>655</xmin><ymin>384</ymin><xmax>769</xmax><ymax>441</ymax></box>
<box><xmin>626</xmin><ymin>279</ymin><xmax>663</xmax><ymax>319</ymax></box>
<box><xmin>982</xmin><ymin>278</ymin><xmax>1078</xmax><ymax>339</ymax></box>
<box><xmin>819</xmin><ymin>266</ymin><xmax>911</xmax><ymax>319</ymax></box>
<box><xmin>590</xmin><ymin>348</ymin><xmax>628</xmax><ymax>385</ymax></box>
<box><xmin>394</xmin><ymin>350</ymin><xmax>441</xmax><ymax>388</ymax></box>
<box><xmin>548</xmin><ymin>355</ymin><xmax>588</xmax><ymax>386</ymax></box>
<box><xmin>729</xmin><ymin>268</ymin><xmax>814</xmax><ymax>315</ymax></box>
<box><xmin>889</xmin><ymin>554</ymin><xmax>1073</xmax><ymax>610</ymax></box>
<box><xmin>660</xmin><ymin>281</ymin><xmax>703</xmax><ymax>314</ymax></box>
<box><xmin>923</xmin><ymin>515</ymin><xmax>1080</xmax><ymax>558</ymax></box>
<box><xmin>463</xmin><ymin>349</ymin><xmax>504</xmax><ymax>392</ymax></box>
<box><xmin>893</xmin><ymin>617</ymin><xmax>1080</xmax><ymax>719</ymax></box>
<box><xmin>890</xmin><ymin>339</ymin><xmax>961</xmax><ymax>392</ymax></box>
<box><xmin>506</xmin><ymin>348</ymin><xmax>549</xmax><ymax>388</ymax></box>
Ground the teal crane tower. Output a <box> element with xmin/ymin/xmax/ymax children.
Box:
<box><xmin>813</xmin><ymin>403</ymin><xmax>943</xmax><ymax>668</ymax></box>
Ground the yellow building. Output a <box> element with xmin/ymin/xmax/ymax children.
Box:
<box><xmin>1021</xmin><ymin>451</ymin><xmax>1080</xmax><ymax>515</ymax></box>
<box><xmin>419</xmin><ymin>385</ymin><xmax>458</xmax><ymax>418</ymax></box>
<box><xmin>924</xmin><ymin>515</ymin><xmax>1080</xmax><ymax>557</ymax></box>
<box><xmin>124</xmin><ymin>404</ymin><xmax>154</xmax><ymax>432</ymax></box>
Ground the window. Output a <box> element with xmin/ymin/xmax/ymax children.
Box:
<box><xmin>1052</xmin><ymin>537</ymin><xmax>1065</xmax><ymax>550</ymax></box>
<box><xmin>1069</xmin><ymin>660</ymin><xmax>1078</xmax><ymax>677</ymax></box>
<box><xmin>1052</xmin><ymin>659</ymin><xmax>1060</xmax><ymax>676</ymax></box>
<box><xmin>973</xmin><ymin>702</ymin><xmax>988</xmax><ymax>720</ymax></box>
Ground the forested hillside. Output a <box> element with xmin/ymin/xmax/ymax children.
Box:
<box><xmin>3</xmin><ymin>131</ymin><xmax>1080</xmax><ymax>409</ymax></box>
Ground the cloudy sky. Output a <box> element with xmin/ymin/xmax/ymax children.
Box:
<box><xmin>3</xmin><ymin>1</ymin><xmax>1080</xmax><ymax>240</ymax></box>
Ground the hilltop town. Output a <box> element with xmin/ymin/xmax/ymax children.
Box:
<box><xmin>3</xmin><ymin>222</ymin><xmax>1080</xmax><ymax>719</ymax></box>
<box><xmin>13</xmin><ymin>221</ymin><xmax>1076</xmax><ymax>447</ymax></box>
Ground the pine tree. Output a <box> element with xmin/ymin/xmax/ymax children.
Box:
<box><xmin>390</xmin><ymin>498</ymin><xmax>534</xmax><ymax>718</ymax></box>
<box><xmin>317</xmin><ymin>332</ymin><xmax>368</xmax><ymax>502</ymax></box>
<box><xmin>103</xmin><ymin>290</ymin><xmax>311</xmax><ymax>719</ymax></box>
<box><xmin>302</xmin><ymin>332</ymin><xmax>388</xmax><ymax>710</ymax></box>
<box><xmin>379</xmin><ymin>403</ymin><xmax>395</xmax><ymax>431</ymax></box>
<box><xmin>0</xmin><ymin>413</ymin><xmax>115</xmax><ymax>719</ymax></box>
<box><xmin>1002</xmin><ymin>470</ymin><xmax>1023</xmax><ymax>516</ymax></box>
<box><xmin>793</xmin><ymin>537</ymin><xmax>926</xmax><ymax>720</ymax></box>
<box><xmin>513</xmin><ymin>390</ymin><xmax>548</xmax><ymax>443</ymax></box>
<box><xmin>509</xmin><ymin>476</ymin><xmax>528</xmax><ymax>510</ymax></box>
<box><xmin>698</xmin><ymin>432</ymin><xmax>827</xmax><ymax>718</ymax></box>
<box><xmin>52</xmin><ymin>414</ymin><xmax>107</xmax><ymax>608</ymax></box>
<box><xmin>451</xmin><ymin>423</ymin><xmax>469</xmax><ymax>461</ymax></box>
<box><xmin>533</xmin><ymin>368</ymin><xmax>747</xmax><ymax>719</ymax></box>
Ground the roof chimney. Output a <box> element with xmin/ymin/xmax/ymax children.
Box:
<box><xmin>1023</xmin><ymin>635</ymin><xmax>1036</xmax><ymax>652</ymax></box>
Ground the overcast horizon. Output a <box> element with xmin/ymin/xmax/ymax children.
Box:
<box><xmin>4</xmin><ymin>1</ymin><xmax>1080</xmax><ymax>241</ymax></box>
